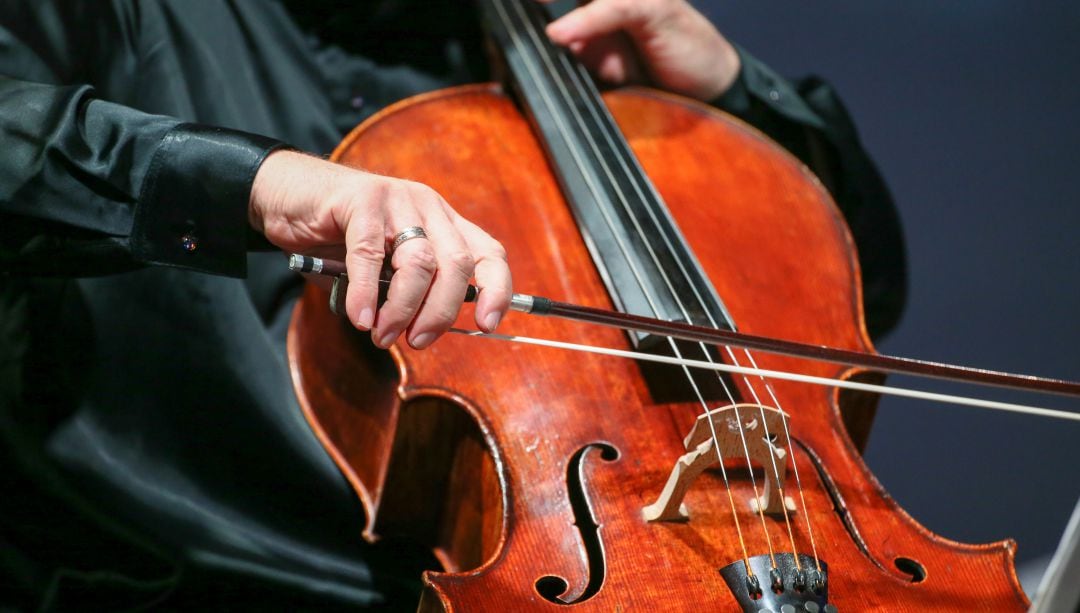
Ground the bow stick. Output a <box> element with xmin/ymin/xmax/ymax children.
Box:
<box><xmin>289</xmin><ymin>254</ymin><xmax>1080</xmax><ymax>399</ymax></box>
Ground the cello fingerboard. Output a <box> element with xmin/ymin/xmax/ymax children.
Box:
<box><xmin>478</xmin><ymin>0</ymin><xmax>738</xmax><ymax>348</ymax></box>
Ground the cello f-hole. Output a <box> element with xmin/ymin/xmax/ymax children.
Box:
<box><xmin>535</xmin><ymin>442</ymin><xmax>620</xmax><ymax>604</ymax></box>
<box><xmin>894</xmin><ymin>557</ymin><xmax>927</xmax><ymax>583</ymax></box>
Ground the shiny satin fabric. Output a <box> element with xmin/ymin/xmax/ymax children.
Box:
<box><xmin>1</xmin><ymin>1</ymin><xmax>473</xmax><ymax>607</ymax></box>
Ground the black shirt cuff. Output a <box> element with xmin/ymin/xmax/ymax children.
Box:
<box><xmin>712</xmin><ymin>44</ymin><xmax>826</xmax><ymax>131</ymax></box>
<box><xmin>131</xmin><ymin>124</ymin><xmax>287</xmax><ymax>277</ymax></box>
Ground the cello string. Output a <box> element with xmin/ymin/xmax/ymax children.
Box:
<box><xmin>450</xmin><ymin>328</ymin><xmax>1080</xmax><ymax>422</ymax></box>
<box><xmin>518</xmin><ymin>0</ymin><xmax>832</xmax><ymax>575</ymax></box>
<box><xmin>503</xmin><ymin>0</ymin><xmax>784</xmax><ymax>570</ymax></box>
<box><xmin>560</xmin><ymin>56</ymin><xmax>820</xmax><ymax>575</ymax></box>
<box><xmin>741</xmin><ymin>349</ymin><xmax>822</xmax><ymax>571</ymax></box>
<box><xmin>491</xmin><ymin>0</ymin><xmax>764</xmax><ymax>574</ymax></box>
<box><xmin>531</xmin><ymin>5</ymin><xmax>813</xmax><ymax>570</ymax></box>
<box><xmin>554</xmin><ymin>65</ymin><xmax>803</xmax><ymax>568</ymax></box>
<box><xmin>721</xmin><ymin>349</ymin><xmax>805</xmax><ymax>570</ymax></box>
<box><xmin>497</xmin><ymin>0</ymin><xmax>778</xmax><ymax>571</ymax></box>
<box><xmin>550</xmin><ymin>25</ymin><xmax>830</xmax><ymax>573</ymax></box>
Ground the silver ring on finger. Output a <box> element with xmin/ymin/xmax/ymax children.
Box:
<box><xmin>391</xmin><ymin>226</ymin><xmax>428</xmax><ymax>253</ymax></box>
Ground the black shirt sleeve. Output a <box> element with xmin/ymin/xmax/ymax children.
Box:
<box><xmin>0</xmin><ymin>77</ymin><xmax>284</xmax><ymax>278</ymax></box>
<box><xmin>714</xmin><ymin>45</ymin><xmax>907</xmax><ymax>338</ymax></box>
<box><xmin>0</xmin><ymin>0</ymin><xmax>287</xmax><ymax>279</ymax></box>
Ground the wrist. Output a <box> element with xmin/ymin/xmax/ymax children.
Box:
<box><xmin>709</xmin><ymin>39</ymin><xmax>742</xmax><ymax>100</ymax></box>
<box><xmin>249</xmin><ymin>148</ymin><xmax>305</xmax><ymax>236</ymax></box>
<box><xmin>132</xmin><ymin>123</ymin><xmax>284</xmax><ymax>277</ymax></box>
<box><xmin>688</xmin><ymin>34</ymin><xmax>742</xmax><ymax>102</ymax></box>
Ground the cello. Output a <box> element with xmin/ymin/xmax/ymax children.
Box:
<box><xmin>287</xmin><ymin>0</ymin><xmax>1052</xmax><ymax>609</ymax></box>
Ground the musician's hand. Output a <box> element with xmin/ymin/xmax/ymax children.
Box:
<box><xmin>544</xmin><ymin>0</ymin><xmax>740</xmax><ymax>101</ymax></box>
<box><xmin>249</xmin><ymin>150</ymin><xmax>512</xmax><ymax>349</ymax></box>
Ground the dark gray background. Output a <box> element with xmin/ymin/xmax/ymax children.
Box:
<box><xmin>696</xmin><ymin>0</ymin><xmax>1080</xmax><ymax>591</ymax></box>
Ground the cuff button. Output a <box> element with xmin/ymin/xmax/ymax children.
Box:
<box><xmin>181</xmin><ymin>233</ymin><xmax>199</xmax><ymax>253</ymax></box>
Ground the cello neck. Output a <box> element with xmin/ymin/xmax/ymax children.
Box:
<box><xmin>477</xmin><ymin>0</ymin><xmax>736</xmax><ymax>341</ymax></box>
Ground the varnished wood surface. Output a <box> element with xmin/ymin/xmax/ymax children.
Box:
<box><xmin>288</xmin><ymin>84</ymin><xmax>1028</xmax><ymax>611</ymax></box>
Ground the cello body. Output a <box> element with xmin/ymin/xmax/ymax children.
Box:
<box><xmin>287</xmin><ymin>83</ymin><xmax>1028</xmax><ymax>611</ymax></box>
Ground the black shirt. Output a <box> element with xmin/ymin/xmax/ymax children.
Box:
<box><xmin>0</xmin><ymin>1</ymin><xmax>905</xmax><ymax>608</ymax></box>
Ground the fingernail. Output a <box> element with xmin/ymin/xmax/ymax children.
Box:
<box><xmin>483</xmin><ymin>312</ymin><xmax>501</xmax><ymax>333</ymax></box>
<box><xmin>377</xmin><ymin>328</ymin><xmax>399</xmax><ymax>348</ymax></box>
<box><xmin>358</xmin><ymin>307</ymin><xmax>374</xmax><ymax>329</ymax></box>
<box><xmin>410</xmin><ymin>332</ymin><xmax>435</xmax><ymax>349</ymax></box>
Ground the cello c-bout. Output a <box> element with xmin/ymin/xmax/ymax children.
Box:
<box><xmin>287</xmin><ymin>1</ymin><xmax>1028</xmax><ymax>610</ymax></box>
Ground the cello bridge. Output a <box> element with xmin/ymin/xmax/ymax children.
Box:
<box><xmin>642</xmin><ymin>403</ymin><xmax>795</xmax><ymax>522</ymax></box>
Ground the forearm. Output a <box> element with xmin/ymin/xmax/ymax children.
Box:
<box><xmin>0</xmin><ymin>76</ymin><xmax>284</xmax><ymax>277</ymax></box>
